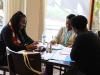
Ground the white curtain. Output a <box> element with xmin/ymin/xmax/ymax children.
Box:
<box><xmin>38</xmin><ymin>0</ymin><xmax>47</xmax><ymax>41</ymax></box>
<box><xmin>3</xmin><ymin>0</ymin><xmax>26</xmax><ymax>26</ymax></box>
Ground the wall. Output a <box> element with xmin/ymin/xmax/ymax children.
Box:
<box><xmin>26</xmin><ymin>0</ymin><xmax>40</xmax><ymax>41</ymax></box>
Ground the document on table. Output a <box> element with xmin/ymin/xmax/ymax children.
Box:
<box><xmin>59</xmin><ymin>47</ymin><xmax>72</xmax><ymax>55</ymax></box>
<box><xmin>50</xmin><ymin>50</ymin><xmax>75</xmax><ymax>62</ymax></box>
<box><xmin>51</xmin><ymin>44</ymin><xmax>63</xmax><ymax>50</ymax></box>
<box><xmin>41</xmin><ymin>53</ymin><xmax>53</xmax><ymax>60</ymax></box>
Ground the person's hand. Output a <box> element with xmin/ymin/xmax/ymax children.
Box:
<box><xmin>51</xmin><ymin>41</ymin><xmax>56</xmax><ymax>45</ymax></box>
<box><xmin>32</xmin><ymin>41</ymin><xmax>39</xmax><ymax>45</ymax></box>
<box><xmin>26</xmin><ymin>42</ymin><xmax>39</xmax><ymax>50</ymax></box>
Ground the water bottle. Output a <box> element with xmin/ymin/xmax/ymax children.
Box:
<box><xmin>42</xmin><ymin>31</ymin><xmax>46</xmax><ymax>45</ymax></box>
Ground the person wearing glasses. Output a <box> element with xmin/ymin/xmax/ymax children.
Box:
<box><xmin>51</xmin><ymin>14</ymin><xmax>76</xmax><ymax>47</ymax></box>
<box><xmin>0</xmin><ymin>11</ymin><xmax>38</xmax><ymax>66</ymax></box>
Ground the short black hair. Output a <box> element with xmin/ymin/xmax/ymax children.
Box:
<box><xmin>70</xmin><ymin>15</ymin><xmax>88</xmax><ymax>30</ymax></box>
<box><xmin>67</xmin><ymin>14</ymin><xmax>75</xmax><ymax>20</ymax></box>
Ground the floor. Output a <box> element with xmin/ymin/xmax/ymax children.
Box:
<box><xmin>0</xmin><ymin>70</ymin><xmax>61</xmax><ymax>75</ymax></box>
<box><xmin>0</xmin><ymin>66</ymin><xmax>64</xmax><ymax>75</ymax></box>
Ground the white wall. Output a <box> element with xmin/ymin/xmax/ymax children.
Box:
<box><xmin>26</xmin><ymin>0</ymin><xmax>40</xmax><ymax>41</ymax></box>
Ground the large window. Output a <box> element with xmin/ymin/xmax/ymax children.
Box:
<box><xmin>0</xmin><ymin>0</ymin><xmax>4</xmax><ymax>32</ymax></box>
<box><xmin>45</xmin><ymin>0</ymin><xmax>90</xmax><ymax>42</ymax></box>
<box><xmin>92</xmin><ymin>0</ymin><xmax>100</xmax><ymax>32</ymax></box>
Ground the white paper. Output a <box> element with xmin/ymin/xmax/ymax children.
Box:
<box><xmin>41</xmin><ymin>53</ymin><xmax>53</xmax><ymax>60</ymax></box>
<box><xmin>50</xmin><ymin>50</ymin><xmax>67</xmax><ymax>61</ymax></box>
<box><xmin>59</xmin><ymin>47</ymin><xmax>72</xmax><ymax>55</ymax></box>
<box><xmin>51</xmin><ymin>44</ymin><xmax>62</xmax><ymax>50</ymax></box>
<box><xmin>37</xmin><ymin>43</ymin><xmax>46</xmax><ymax>48</ymax></box>
<box><xmin>62</xmin><ymin>47</ymin><xmax>72</xmax><ymax>51</ymax></box>
<box><xmin>59</xmin><ymin>51</ymin><xmax>70</xmax><ymax>55</ymax></box>
<box><xmin>39</xmin><ymin>43</ymin><xmax>63</xmax><ymax>50</ymax></box>
<box><xmin>18</xmin><ymin>50</ymin><xmax>40</xmax><ymax>54</ymax></box>
<box><xmin>51</xmin><ymin>54</ymin><xmax>67</xmax><ymax>60</ymax></box>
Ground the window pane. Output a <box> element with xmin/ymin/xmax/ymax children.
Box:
<box><xmin>45</xmin><ymin>0</ymin><xmax>90</xmax><ymax>42</ymax></box>
<box><xmin>0</xmin><ymin>0</ymin><xmax>4</xmax><ymax>32</ymax></box>
<box><xmin>92</xmin><ymin>0</ymin><xmax>100</xmax><ymax>32</ymax></box>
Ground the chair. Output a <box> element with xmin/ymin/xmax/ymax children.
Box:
<box><xmin>0</xmin><ymin>66</ymin><xmax>9</xmax><ymax>75</ymax></box>
<box><xmin>6</xmin><ymin>47</ymin><xmax>42</xmax><ymax>75</ymax></box>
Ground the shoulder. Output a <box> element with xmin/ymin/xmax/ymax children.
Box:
<box><xmin>61</xmin><ymin>27</ymin><xmax>66</xmax><ymax>29</ymax></box>
<box><xmin>78</xmin><ymin>31</ymin><xmax>94</xmax><ymax>37</ymax></box>
<box><xmin>75</xmin><ymin>31</ymin><xmax>93</xmax><ymax>41</ymax></box>
<box><xmin>59</xmin><ymin>27</ymin><xmax>66</xmax><ymax>31</ymax></box>
<box><xmin>1</xmin><ymin>24</ymin><xmax>12</xmax><ymax>34</ymax></box>
<box><xmin>2</xmin><ymin>24</ymin><xmax>11</xmax><ymax>30</ymax></box>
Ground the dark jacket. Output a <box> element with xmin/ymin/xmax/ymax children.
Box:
<box><xmin>70</xmin><ymin>31</ymin><xmax>100</xmax><ymax>75</ymax></box>
<box><xmin>0</xmin><ymin>24</ymin><xmax>34</xmax><ymax>65</ymax></box>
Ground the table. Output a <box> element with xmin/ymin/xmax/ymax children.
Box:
<box><xmin>41</xmin><ymin>50</ymin><xmax>77</xmax><ymax>75</ymax></box>
<box><xmin>19</xmin><ymin>48</ymin><xmax>77</xmax><ymax>75</ymax></box>
<box><xmin>41</xmin><ymin>59</ymin><xmax>76</xmax><ymax>75</ymax></box>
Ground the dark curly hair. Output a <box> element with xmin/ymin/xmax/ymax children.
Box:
<box><xmin>10</xmin><ymin>11</ymin><xmax>26</xmax><ymax>34</ymax></box>
<box><xmin>9</xmin><ymin>11</ymin><xmax>27</xmax><ymax>44</ymax></box>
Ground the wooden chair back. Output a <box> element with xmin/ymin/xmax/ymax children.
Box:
<box><xmin>6</xmin><ymin>47</ymin><xmax>42</xmax><ymax>75</ymax></box>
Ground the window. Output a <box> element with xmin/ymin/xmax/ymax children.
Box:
<box><xmin>92</xmin><ymin>0</ymin><xmax>100</xmax><ymax>32</ymax></box>
<box><xmin>45</xmin><ymin>0</ymin><xmax>90</xmax><ymax>42</ymax></box>
<box><xmin>0</xmin><ymin>0</ymin><xmax>4</xmax><ymax>32</ymax></box>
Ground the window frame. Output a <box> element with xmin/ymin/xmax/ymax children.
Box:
<box><xmin>88</xmin><ymin>0</ymin><xmax>95</xmax><ymax>30</ymax></box>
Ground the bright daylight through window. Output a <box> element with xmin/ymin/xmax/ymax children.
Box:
<box><xmin>45</xmin><ymin>0</ymin><xmax>90</xmax><ymax>42</ymax></box>
<box><xmin>0</xmin><ymin>0</ymin><xmax>3</xmax><ymax>32</ymax></box>
<box><xmin>92</xmin><ymin>0</ymin><xmax>100</xmax><ymax>32</ymax></box>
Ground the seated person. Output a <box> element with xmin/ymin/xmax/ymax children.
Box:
<box><xmin>96</xmin><ymin>30</ymin><xmax>100</xmax><ymax>37</ymax></box>
<box><xmin>51</xmin><ymin>14</ymin><xmax>76</xmax><ymax>47</ymax></box>
<box><xmin>0</xmin><ymin>11</ymin><xmax>39</xmax><ymax>66</ymax></box>
<box><xmin>63</xmin><ymin>15</ymin><xmax>100</xmax><ymax>75</ymax></box>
